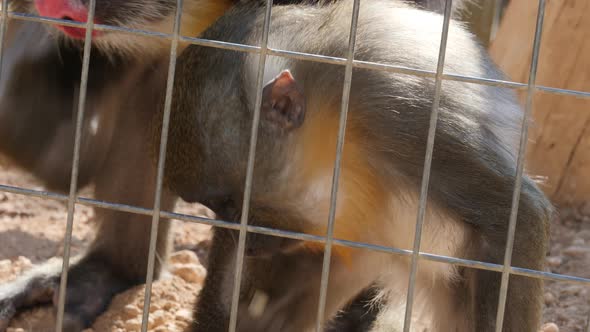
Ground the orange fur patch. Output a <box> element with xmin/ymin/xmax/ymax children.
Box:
<box><xmin>294</xmin><ymin>104</ymin><xmax>390</xmax><ymax>267</ymax></box>
<box><xmin>177</xmin><ymin>0</ymin><xmax>234</xmax><ymax>50</ymax></box>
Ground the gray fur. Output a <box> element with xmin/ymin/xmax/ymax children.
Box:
<box><xmin>10</xmin><ymin>0</ymin><xmax>468</xmax><ymax>54</ymax></box>
<box><xmin>167</xmin><ymin>0</ymin><xmax>552</xmax><ymax>331</ymax></box>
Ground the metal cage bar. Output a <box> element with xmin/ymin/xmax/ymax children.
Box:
<box><xmin>3</xmin><ymin>180</ymin><xmax>589</xmax><ymax>285</ymax></box>
<box><xmin>3</xmin><ymin>178</ymin><xmax>590</xmax><ymax>288</ymax></box>
<box><xmin>139</xmin><ymin>0</ymin><xmax>185</xmax><ymax>330</ymax></box>
<box><xmin>402</xmin><ymin>1</ymin><xmax>453</xmax><ymax>331</ymax></box>
<box><xmin>314</xmin><ymin>0</ymin><xmax>361</xmax><ymax>330</ymax></box>
<box><xmin>227</xmin><ymin>0</ymin><xmax>274</xmax><ymax>330</ymax></box>
<box><xmin>0</xmin><ymin>0</ymin><xmax>588</xmax><ymax>331</ymax></box>
<box><xmin>6</xmin><ymin>10</ymin><xmax>590</xmax><ymax>100</ymax></box>
<box><xmin>0</xmin><ymin>0</ymin><xmax>9</xmax><ymax>74</ymax></box>
<box><xmin>494</xmin><ymin>0</ymin><xmax>547</xmax><ymax>330</ymax></box>
<box><xmin>53</xmin><ymin>0</ymin><xmax>97</xmax><ymax>330</ymax></box>
<box><xmin>489</xmin><ymin>0</ymin><xmax>505</xmax><ymax>42</ymax></box>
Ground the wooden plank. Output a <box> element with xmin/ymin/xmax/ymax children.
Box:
<box><xmin>555</xmin><ymin>117</ymin><xmax>590</xmax><ymax>202</ymax></box>
<box><xmin>489</xmin><ymin>0</ymin><xmax>590</xmax><ymax>204</ymax></box>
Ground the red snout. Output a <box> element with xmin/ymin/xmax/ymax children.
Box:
<box><xmin>34</xmin><ymin>0</ymin><xmax>102</xmax><ymax>39</ymax></box>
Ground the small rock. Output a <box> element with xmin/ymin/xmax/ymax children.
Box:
<box><xmin>176</xmin><ymin>321</ymin><xmax>189</xmax><ymax>329</ymax></box>
<box><xmin>0</xmin><ymin>259</ymin><xmax>11</xmax><ymax>270</ymax></box>
<box><xmin>572</xmin><ymin>238</ymin><xmax>585</xmax><ymax>246</ymax></box>
<box><xmin>562</xmin><ymin>246</ymin><xmax>588</xmax><ymax>257</ymax></box>
<box><xmin>146</xmin><ymin>316</ymin><xmax>156</xmax><ymax>329</ymax></box>
<box><xmin>123</xmin><ymin>304</ymin><xmax>141</xmax><ymax>318</ymax></box>
<box><xmin>544</xmin><ymin>292</ymin><xmax>556</xmax><ymax>305</ymax></box>
<box><xmin>167</xmin><ymin>292</ymin><xmax>180</xmax><ymax>301</ymax></box>
<box><xmin>163</xmin><ymin>301</ymin><xmax>175</xmax><ymax>310</ymax></box>
<box><xmin>164</xmin><ymin>323</ymin><xmax>184</xmax><ymax>332</ymax></box>
<box><xmin>580</xmin><ymin>201</ymin><xmax>590</xmax><ymax>215</ymax></box>
<box><xmin>162</xmin><ymin>291</ymin><xmax>180</xmax><ymax>303</ymax></box>
<box><xmin>175</xmin><ymin>309</ymin><xmax>193</xmax><ymax>324</ymax></box>
<box><xmin>14</xmin><ymin>256</ymin><xmax>32</xmax><ymax>268</ymax></box>
<box><xmin>171</xmin><ymin>264</ymin><xmax>206</xmax><ymax>284</ymax></box>
<box><xmin>47</xmin><ymin>257</ymin><xmax>61</xmax><ymax>264</ymax></box>
<box><xmin>562</xmin><ymin>285</ymin><xmax>581</xmax><ymax>296</ymax></box>
<box><xmin>545</xmin><ymin>256</ymin><xmax>562</xmax><ymax>267</ymax></box>
<box><xmin>556</xmin><ymin>312</ymin><xmax>568</xmax><ymax>322</ymax></box>
<box><xmin>124</xmin><ymin>318</ymin><xmax>142</xmax><ymax>331</ymax></box>
<box><xmin>577</xmin><ymin>230</ymin><xmax>590</xmax><ymax>238</ymax></box>
<box><xmin>149</xmin><ymin>303</ymin><xmax>161</xmax><ymax>313</ymax></box>
<box><xmin>151</xmin><ymin>310</ymin><xmax>166</xmax><ymax>328</ymax></box>
<box><xmin>170</xmin><ymin>250</ymin><xmax>201</xmax><ymax>265</ymax></box>
<box><xmin>540</xmin><ymin>322</ymin><xmax>559</xmax><ymax>332</ymax></box>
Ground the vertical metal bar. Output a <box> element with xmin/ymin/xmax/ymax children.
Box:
<box><xmin>314</xmin><ymin>0</ymin><xmax>361</xmax><ymax>331</ymax></box>
<box><xmin>54</xmin><ymin>0</ymin><xmax>97</xmax><ymax>330</ymax></box>
<box><xmin>494</xmin><ymin>0</ymin><xmax>546</xmax><ymax>330</ymax></box>
<box><xmin>0</xmin><ymin>0</ymin><xmax>10</xmax><ymax>72</ymax></box>
<box><xmin>489</xmin><ymin>0</ymin><xmax>504</xmax><ymax>43</ymax></box>
<box><xmin>401</xmin><ymin>1</ymin><xmax>453</xmax><ymax>331</ymax></box>
<box><xmin>227</xmin><ymin>0</ymin><xmax>274</xmax><ymax>330</ymax></box>
<box><xmin>139</xmin><ymin>0</ymin><xmax>184</xmax><ymax>331</ymax></box>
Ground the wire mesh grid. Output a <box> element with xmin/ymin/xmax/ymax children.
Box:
<box><xmin>0</xmin><ymin>0</ymin><xmax>588</xmax><ymax>331</ymax></box>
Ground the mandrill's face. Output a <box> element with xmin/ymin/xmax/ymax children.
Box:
<box><xmin>23</xmin><ymin>0</ymin><xmax>233</xmax><ymax>56</ymax></box>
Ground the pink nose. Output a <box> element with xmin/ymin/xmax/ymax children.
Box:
<box><xmin>34</xmin><ymin>0</ymin><xmax>89</xmax><ymax>23</ymax></box>
<box><xmin>33</xmin><ymin>0</ymin><xmax>101</xmax><ymax>39</ymax></box>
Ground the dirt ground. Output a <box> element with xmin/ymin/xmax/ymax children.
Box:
<box><xmin>0</xmin><ymin>161</ymin><xmax>212</xmax><ymax>332</ymax></box>
<box><xmin>0</xmin><ymin>161</ymin><xmax>589</xmax><ymax>331</ymax></box>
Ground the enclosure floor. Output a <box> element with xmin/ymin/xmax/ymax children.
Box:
<box><xmin>0</xmin><ymin>162</ymin><xmax>588</xmax><ymax>331</ymax></box>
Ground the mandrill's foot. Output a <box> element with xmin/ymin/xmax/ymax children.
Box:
<box><xmin>0</xmin><ymin>255</ymin><xmax>136</xmax><ymax>332</ymax></box>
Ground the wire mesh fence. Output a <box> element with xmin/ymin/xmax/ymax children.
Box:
<box><xmin>0</xmin><ymin>0</ymin><xmax>589</xmax><ymax>331</ymax></box>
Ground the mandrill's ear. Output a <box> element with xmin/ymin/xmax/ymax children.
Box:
<box><xmin>261</xmin><ymin>70</ymin><xmax>306</xmax><ymax>131</ymax></box>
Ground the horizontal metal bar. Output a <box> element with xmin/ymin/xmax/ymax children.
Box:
<box><xmin>444</xmin><ymin>72</ymin><xmax>526</xmax><ymax>89</ymax></box>
<box><xmin>5</xmin><ymin>11</ymin><xmax>590</xmax><ymax>100</ymax></box>
<box><xmin>510</xmin><ymin>266</ymin><xmax>590</xmax><ymax>285</ymax></box>
<box><xmin>181</xmin><ymin>35</ymin><xmax>260</xmax><ymax>53</ymax></box>
<box><xmin>0</xmin><ymin>183</ymin><xmax>68</xmax><ymax>201</ymax></box>
<box><xmin>7</xmin><ymin>12</ymin><xmax>172</xmax><ymax>39</ymax></box>
<box><xmin>1</xmin><ymin>183</ymin><xmax>588</xmax><ymax>286</ymax></box>
<box><xmin>268</xmin><ymin>48</ymin><xmax>347</xmax><ymax>66</ymax></box>
<box><xmin>536</xmin><ymin>85</ymin><xmax>590</xmax><ymax>98</ymax></box>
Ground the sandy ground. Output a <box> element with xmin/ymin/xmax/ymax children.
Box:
<box><xmin>0</xmin><ymin>161</ymin><xmax>589</xmax><ymax>331</ymax></box>
<box><xmin>0</xmin><ymin>161</ymin><xmax>212</xmax><ymax>332</ymax></box>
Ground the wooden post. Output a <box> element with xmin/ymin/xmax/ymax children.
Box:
<box><xmin>489</xmin><ymin>0</ymin><xmax>590</xmax><ymax>204</ymax></box>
